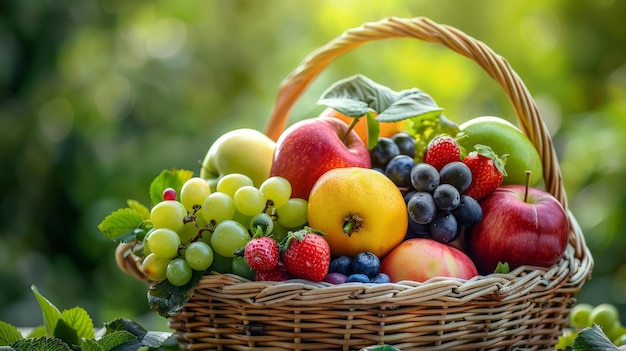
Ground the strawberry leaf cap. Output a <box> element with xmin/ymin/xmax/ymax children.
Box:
<box><xmin>473</xmin><ymin>144</ymin><xmax>508</xmax><ymax>177</ymax></box>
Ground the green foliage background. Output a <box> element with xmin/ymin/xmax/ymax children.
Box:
<box><xmin>1</xmin><ymin>0</ymin><xmax>625</xmax><ymax>330</ymax></box>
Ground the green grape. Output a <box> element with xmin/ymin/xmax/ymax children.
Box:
<box><xmin>555</xmin><ymin>329</ymin><xmax>577</xmax><ymax>349</ymax></box>
<box><xmin>211</xmin><ymin>220</ymin><xmax>250</xmax><ymax>257</ymax></box>
<box><xmin>570</xmin><ymin>303</ymin><xmax>594</xmax><ymax>328</ymax></box>
<box><xmin>275</xmin><ymin>198</ymin><xmax>308</xmax><ymax>228</ymax></box>
<box><xmin>233</xmin><ymin>186</ymin><xmax>266</xmax><ymax>216</ymax></box>
<box><xmin>150</xmin><ymin>200</ymin><xmax>187</xmax><ymax>232</ymax></box>
<box><xmin>147</xmin><ymin>228</ymin><xmax>181</xmax><ymax>258</ymax></box>
<box><xmin>250</xmin><ymin>212</ymin><xmax>274</xmax><ymax>236</ymax></box>
<box><xmin>141</xmin><ymin>253</ymin><xmax>171</xmax><ymax>281</ymax></box>
<box><xmin>143</xmin><ymin>228</ymin><xmax>156</xmax><ymax>256</ymax></box>
<box><xmin>216</xmin><ymin>173</ymin><xmax>253</xmax><ymax>198</ymax></box>
<box><xmin>606</xmin><ymin>321</ymin><xmax>626</xmax><ymax>343</ymax></box>
<box><xmin>180</xmin><ymin>177</ymin><xmax>212</xmax><ymax>212</ymax></box>
<box><xmin>178</xmin><ymin>219</ymin><xmax>200</xmax><ymax>243</ymax></box>
<box><xmin>259</xmin><ymin>176</ymin><xmax>292</xmax><ymax>208</ymax></box>
<box><xmin>231</xmin><ymin>256</ymin><xmax>254</xmax><ymax>280</ymax></box>
<box><xmin>208</xmin><ymin>252</ymin><xmax>234</xmax><ymax>274</ymax></box>
<box><xmin>201</xmin><ymin>192</ymin><xmax>235</xmax><ymax>224</ymax></box>
<box><xmin>589</xmin><ymin>303</ymin><xmax>620</xmax><ymax>331</ymax></box>
<box><xmin>184</xmin><ymin>241</ymin><xmax>214</xmax><ymax>271</ymax></box>
<box><xmin>615</xmin><ymin>333</ymin><xmax>626</xmax><ymax>346</ymax></box>
<box><xmin>166</xmin><ymin>258</ymin><xmax>193</xmax><ymax>286</ymax></box>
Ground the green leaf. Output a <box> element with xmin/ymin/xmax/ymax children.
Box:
<box><xmin>31</xmin><ymin>285</ymin><xmax>62</xmax><ymax>336</ymax></box>
<box><xmin>149</xmin><ymin>169</ymin><xmax>193</xmax><ymax>208</ymax></box>
<box><xmin>53</xmin><ymin>319</ymin><xmax>78</xmax><ymax>347</ymax></box>
<box><xmin>26</xmin><ymin>326</ymin><xmax>46</xmax><ymax>338</ymax></box>
<box><xmin>127</xmin><ymin>200</ymin><xmax>150</xmax><ymax>221</ymax></box>
<box><xmin>365</xmin><ymin>112</ymin><xmax>380</xmax><ymax>150</ymax></box>
<box><xmin>0</xmin><ymin>321</ymin><xmax>22</xmax><ymax>346</ymax></box>
<box><xmin>10</xmin><ymin>336</ymin><xmax>72</xmax><ymax>351</ymax></box>
<box><xmin>97</xmin><ymin>208</ymin><xmax>144</xmax><ymax>242</ymax></box>
<box><xmin>147</xmin><ymin>269</ymin><xmax>204</xmax><ymax>318</ymax></box>
<box><xmin>572</xmin><ymin>324</ymin><xmax>620</xmax><ymax>350</ymax></box>
<box><xmin>97</xmin><ymin>330</ymin><xmax>139</xmax><ymax>351</ymax></box>
<box><xmin>80</xmin><ymin>339</ymin><xmax>105</xmax><ymax>351</ymax></box>
<box><xmin>407</xmin><ymin>114</ymin><xmax>461</xmax><ymax>162</ymax></box>
<box><xmin>103</xmin><ymin>318</ymin><xmax>147</xmax><ymax>339</ymax></box>
<box><xmin>494</xmin><ymin>262</ymin><xmax>510</xmax><ymax>274</ymax></box>
<box><xmin>317</xmin><ymin>74</ymin><xmax>444</xmax><ymax>123</ymax></box>
<box><xmin>61</xmin><ymin>307</ymin><xmax>95</xmax><ymax>340</ymax></box>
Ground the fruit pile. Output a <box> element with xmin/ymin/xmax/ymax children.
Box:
<box><xmin>99</xmin><ymin>74</ymin><xmax>570</xmax><ymax>300</ymax></box>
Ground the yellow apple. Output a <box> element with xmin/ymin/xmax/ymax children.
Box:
<box><xmin>200</xmin><ymin>128</ymin><xmax>275</xmax><ymax>188</ymax></box>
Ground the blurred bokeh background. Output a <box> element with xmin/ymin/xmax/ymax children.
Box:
<box><xmin>1</xmin><ymin>0</ymin><xmax>625</xmax><ymax>330</ymax></box>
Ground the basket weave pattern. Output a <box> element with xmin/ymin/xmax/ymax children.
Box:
<box><xmin>117</xmin><ymin>16</ymin><xmax>593</xmax><ymax>350</ymax></box>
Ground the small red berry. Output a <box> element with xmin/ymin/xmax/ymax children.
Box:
<box><xmin>162</xmin><ymin>188</ymin><xmax>177</xmax><ymax>201</ymax></box>
<box><xmin>282</xmin><ymin>229</ymin><xmax>330</xmax><ymax>282</ymax></box>
<box><xmin>462</xmin><ymin>145</ymin><xmax>507</xmax><ymax>200</ymax></box>
<box><xmin>254</xmin><ymin>262</ymin><xmax>291</xmax><ymax>282</ymax></box>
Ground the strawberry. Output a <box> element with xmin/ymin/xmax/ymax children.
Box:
<box><xmin>254</xmin><ymin>262</ymin><xmax>291</xmax><ymax>282</ymax></box>
<box><xmin>282</xmin><ymin>228</ymin><xmax>330</xmax><ymax>282</ymax></box>
<box><xmin>462</xmin><ymin>144</ymin><xmax>507</xmax><ymax>200</ymax></box>
<box><xmin>244</xmin><ymin>236</ymin><xmax>279</xmax><ymax>272</ymax></box>
<box><xmin>424</xmin><ymin>135</ymin><xmax>461</xmax><ymax>171</ymax></box>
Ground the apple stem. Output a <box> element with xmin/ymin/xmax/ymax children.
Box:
<box><xmin>524</xmin><ymin>170</ymin><xmax>531</xmax><ymax>203</ymax></box>
<box><xmin>342</xmin><ymin>117</ymin><xmax>360</xmax><ymax>143</ymax></box>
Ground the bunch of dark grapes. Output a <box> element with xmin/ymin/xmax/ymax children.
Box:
<box><xmin>370</xmin><ymin>133</ymin><xmax>483</xmax><ymax>244</ymax></box>
<box><xmin>405</xmin><ymin>161</ymin><xmax>482</xmax><ymax>243</ymax></box>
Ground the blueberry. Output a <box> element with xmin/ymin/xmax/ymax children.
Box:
<box><xmin>346</xmin><ymin>273</ymin><xmax>371</xmax><ymax>283</ymax></box>
<box><xmin>385</xmin><ymin>155</ymin><xmax>416</xmax><ymax>188</ymax></box>
<box><xmin>433</xmin><ymin>183</ymin><xmax>461</xmax><ymax>211</ymax></box>
<box><xmin>329</xmin><ymin>255</ymin><xmax>353</xmax><ymax>276</ymax></box>
<box><xmin>371</xmin><ymin>273</ymin><xmax>391</xmax><ymax>284</ymax></box>
<box><xmin>352</xmin><ymin>252</ymin><xmax>380</xmax><ymax>278</ymax></box>
<box><xmin>439</xmin><ymin>161</ymin><xmax>472</xmax><ymax>193</ymax></box>
<box><xmin>410</xmin><ymin>163</ymin><xmax>440</xmax><ymax>192</ymax></box>
<box><xmin>407</xmin><ymin>192</ymin><xmax>437</xmax><ymax>224</ymax></box>
<box><xmin>370</xmin><ymin>137</ymin><xmax>400</xmax><ymax>169</ymax></box>
<box><xmin>391</xmin><ymin>131</ymin><xmax>416</xmax><ymax>158</ymax></box>
<box><xmin>453</xmin><ymin>195</ymin><xmax>483</xmax><ymax>227</ymax></box>
<box><xmin>429</xmin><ymin>211</ymin><xmax>458</xmax><ymax>243</ymax></box>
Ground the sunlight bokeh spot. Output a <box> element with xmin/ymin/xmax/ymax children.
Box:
<box><xmin>147</xmin><ymin>17</ymin><xmax>187</xmax><ymax>58</ymax></box>
<box><xmin>94</xmin><ymin>76</ymin><xmax>134</xmax><ymax>121</ymax></box>
<box><xmin>38</xmin><ymin>98</ymin><xmax>74</xmax><ymax>143</ymax></box>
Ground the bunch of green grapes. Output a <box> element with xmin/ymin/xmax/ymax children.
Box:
<box><xmin>141</xmin><ymin>174</ymin><xmax>308</xmax><ymax>286</ymax></box>
<box><xmin>556</xmin><ymin>302</ymin><xmax>626</xmax><ymax>349</ymax></box>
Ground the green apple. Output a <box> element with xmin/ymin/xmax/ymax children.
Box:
<box><xmin>200</xmin><ymin>128</ymin><xmax>276</xmax><ymax>189</ymax></box>
<box><xmin>458</xmin><ymin>116</ymin><xmax>543</xmax><ymax>186</ymax></box>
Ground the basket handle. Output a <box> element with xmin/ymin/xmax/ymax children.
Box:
<box><xmin>264</xmin><ymin>16</ymin><xmax>566</xmax><ymax>210</ymax></box>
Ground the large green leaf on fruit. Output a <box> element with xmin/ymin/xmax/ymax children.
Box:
<box><xmin>149</xmin><ymin>169</ymin><xmax>193</xmax><ymax>208</ymax></box>
<box><xmin>97</xmin><ymin>208</ymin><xmax>144</xmax><ymax>242</ymax></box>
<box><xmin>147</xmin><ymin>269</ymin><xmax>204</xmax><ymax>318</ymax></box>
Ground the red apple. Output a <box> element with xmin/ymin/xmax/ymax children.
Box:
<box><xmin>468</xmin><ymin>185</ymin><xmax>569</xmax><ymax>274</ymax></box>
<box><xmin>270</xmin><ymin>117</ymin><xmax>371</xmax><ymax>200</ymax></box>
<box><xmin>380</xmin><ymin>238</ymin><xmax>478</xmax><ymax>283</ymax></box>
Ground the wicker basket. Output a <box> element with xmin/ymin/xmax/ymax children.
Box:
<box><xmin>116</xmin><ymin>16</ymin><xmax>593</xmax><ymax>350</ymax></box>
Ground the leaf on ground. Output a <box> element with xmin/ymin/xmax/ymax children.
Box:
<box><xmin>61</xmin><ymin>307</ymin><xmax>95</xmax><ymax>340</ymax></box>
<box><xmin>97</xmin><ymin>330</ymin><xmax>139</xmax><ymax>351</ymax></box>
<box><xmin>0</xmin><ymin>321</ymin><xmax>22</xmax><ymax>346</ymax></box>
<box><xmin>80</xmin><ymin>338</ymin><xmax>105</xmax><ymax>351</ymax></box>
<box><xmin>10</xmin><ymin>336</ymin><xmax>72</xmax><ymax>351</ymax></box>
<box><xmin>572</xmin><ymin>324</ymin><xmax>619</xmax><ymax>350</ymax></box>
<box><xmin>31</xmin><ymin>285</ymin><xmax>62</xmax><ymax>337</ymax></box>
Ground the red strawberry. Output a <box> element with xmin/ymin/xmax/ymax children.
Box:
<box><xmin>244</xmin><ymin>236</ymin><xmax>279</xmax><ymax>271</ymax></box>
<box><xmin>424</xmin><ymin>135</ymin><xmax>461</xmax><ymax>171</ymax></box>
<box><xmin>282</xmin><ymin>228</ymin><xmax>330</xmax><ymax>282</ymax></box>
<box><xmin>462</xmin><ymin>145</ymin><xmax>507</xmax><ymax>200</ymax></box>
<box><xmin>254</xmin><ymin>262</ymin><xmax>291</xmax><ymax>282</ymax></box>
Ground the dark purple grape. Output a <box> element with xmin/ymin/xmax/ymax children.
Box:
<box><xmin>324</xmin><ymin>272</ymin><xmax>348</xmax><ymax>284</ymax></box>
<box><xmin>439</xmin><ymin>161</ymin><xmax>472</xmax><ymax>193</ymax></box>
<box><xmin>391</xmin><ymin>131</ymin><xmax>416</xmax><ymax>158</ymax></box>
<box><xmin>346</xmin><ymin>273</ymin><xmax>371</xmax><ymax>283</ymax></box>
<box><xmin>352</xmin><ymin>252</ymin><xmax>380</xmax><ymax>278</ymax></box>
<box><xmin>405</xmin><ymin>217</ymin><xmax>430</xmax><ymax>240</ymax></box>
<box><xmin>385</xmin><ymin>155</ymin><xmax>415</xmax><ymax>188</ymax></box>
<box><xmin>329</xmin><ymin>255</ymin><xmax>353</xmax><ymax>276</ymax></box>
<box><xmin>410</xmin><ymin>163</ymin><xmax>440</xmax><ymax>192</ymax></box>
<box><xmin>453</xmin><ymin>195</ymin><xmax>483</xmax><ymax>227</ymax></box>
<box><xmin>433</xmin><ymin>184</ymin><xmax>461</xmax><ymax>211</ymax></box>
<box><xmin>429</xmin><ymin>211</ymin><xmax>458</xmax><ymax>243</ymax></box>
<box><xmin>407</xmin><ymin>192</ymin><xmax>437</xmax><ymax>224</ymax></box>
<box><xmin>370</xmin><ymin>137</ymin><xmax>400</xmax><ymax>169</ymax></box>
<box><xmin>371</xmin><ymin>273</ymin><xmax>391</xmax><ymax>284</ymax></box>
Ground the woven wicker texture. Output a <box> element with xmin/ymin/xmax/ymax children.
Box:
<box><xmin>117</xmin><ymin>16</ymin><xmax>593</xmax><ymax>350</ymax></box>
